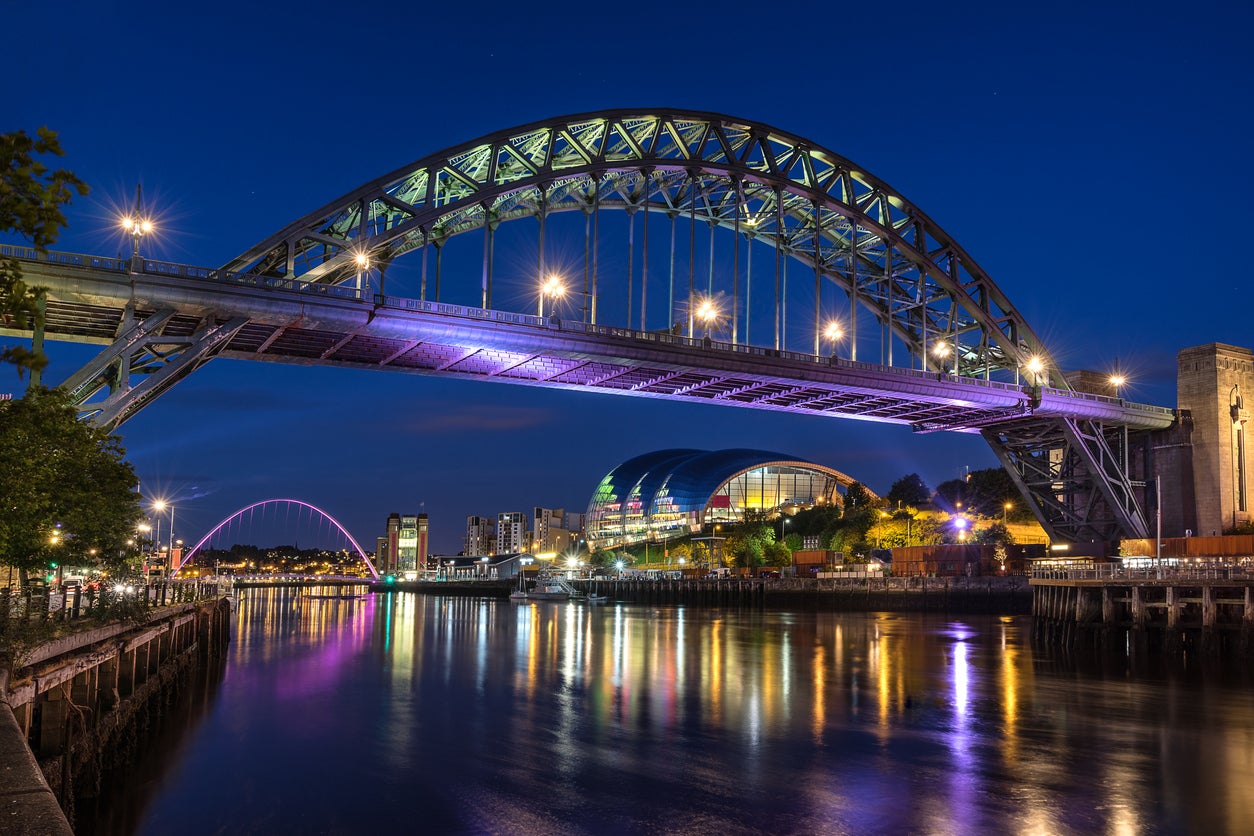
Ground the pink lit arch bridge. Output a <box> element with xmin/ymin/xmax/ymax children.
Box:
<box><xmin>172</xmin><ymin>498</ymin><xmax>379</xmax><ymax>580</ymax></box>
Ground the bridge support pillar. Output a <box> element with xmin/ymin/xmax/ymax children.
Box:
<box><xmin>38</xmin><ymin>688</ymin><xmax>67</xmax><ymax>757</ymax></box>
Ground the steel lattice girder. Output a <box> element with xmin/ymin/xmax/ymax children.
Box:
<box><xmin>60</xmin><ymin>304</ymin><xmax>248</xmax><ymax>431</ymax></box>
<box><xmin>222</xmin><ymin>110</ymin><xmax>1061</xmax><ymax>387</ymax></box>
<box><xmin>982</xmin><ymin>417</ymin><xmax>1149</xmax><ymax>544</ymax></box>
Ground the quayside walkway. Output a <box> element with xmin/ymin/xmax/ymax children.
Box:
<box><xmin>1030</xmin><ymin>567</ymin><xmax>1254</xmax><ymax>654</ymax></box>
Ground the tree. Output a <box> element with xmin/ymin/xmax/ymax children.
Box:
<box><xmin>974</xmin><ymin>522</ymin><xmax>1015</xmax><ymax>546</ymax></box>
<box><xmin>842</xmin><ymin>482</ymin><xmax>875</xmax><ymax>516</ymax></box>
<box><xmin>0</xmin><ymin>388</ymin><xmax>142</xmax><ymax>583</ymax></box>
<box><xmin>936</xmin><ymin>468</ymin><xmax>1023</xmax><ymax>519</ymax></box>
<box><xmin>763</xmin><ymin>540</ymin><xmax>792</xmax><ymax>567</ymax></box>
<box><xmin>886</xmin><ymin>473</ymin><xmax>930</xmax><ymax>508</ymax></box>
<box><xmin>1</xmin><ymin>128</ymin><xmax>89</xmax><ymax>377</ymax></box>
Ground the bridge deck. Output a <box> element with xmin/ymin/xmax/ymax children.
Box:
<box><xmin>1</xmin><ymin>246</ymin><xmax>1176</xmax><ymax>433</ymax></box>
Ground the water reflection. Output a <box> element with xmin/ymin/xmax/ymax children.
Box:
<box><xmin>104</xmin><ymin>590</ymin><xmax>1254</xmax><ymax>835</ymax></box>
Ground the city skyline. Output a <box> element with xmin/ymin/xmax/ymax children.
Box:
<box><xmin>5</xmin><ymin>1</ymin><xmax>1252</xmax><ymax>553</ymax></box>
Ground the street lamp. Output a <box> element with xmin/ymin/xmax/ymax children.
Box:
<box><xmin>120</xmin><ymin>184</ymin><xmax>153</xmax><ymax>261</ymax></box>
<box><xmin>539</xmin><ymin>274</ymin><xmax>566</xmax><ymax>318</ymax></box>
<box><xmin>954</xmin><ymin>515</ymin><xmax>969</xmax><ymax>543</ymax></box>
<box><xmin>1003</xmin><ymin>502</ymin><xmax>1013</xmax><ymax>524</ymax></box>
<box><xmin>1109</xmin><ymin>372</ymin><xmax>1126</xmax><ymax>398</ymax></box>
<box><xmin>151</xmin><ymin>499</ymin><xmax>174</xmax><ymax>570</ymax></box>
<box><xmin>1025</xmin><ymin>355</ymin><xmax>1045</xmax><ymax>386</ymax></box>
<box><xmin>354</xmin><ymin>251</ymin><xmax>371</xmax><ymax>297</ymax></box>
<box><xmin>823</xmin><ymin>320</ymin><xmax>843</xmax><ymax>358</ymax></box>
<box><xmin>696</xmin><ymin>297</ymin><xmax>718</xmax><ymax>339</ymax></box>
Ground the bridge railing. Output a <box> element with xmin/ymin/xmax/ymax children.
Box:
<box><xmin>0</xmin><ymin>580</ymin><xmax>227</xmax><ymax>626</ymax></box>
<box><xmin>3</xmin><ymin>245</ymin><xmax>364</xmax><ymax>301</ymax></box>
<box><xmin>2</xmin><ymin>246</ymin><xmax>1177</xmax><ymax>421</ymax></box>
<box><xmin>1031</xmin><ymin>565</ymin><xmax>1254</xmax><ymax>581</ymax></box>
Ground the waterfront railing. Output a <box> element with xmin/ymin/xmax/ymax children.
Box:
<box><xmin>0</xmin><ymin>580</ymin><xmax>228</xmax><ymax>626</ymax></box>
<box><xmin>1031</xmin><ymin>565</ymin><xmax>1254</xmax><ymax>582</ymax></box>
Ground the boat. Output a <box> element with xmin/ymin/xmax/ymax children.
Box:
<box><xmin>511</xmin><ymin>570</ymin><xmax>577</xmax><ymax>601</ymax></box>
<box><xmin>585</xmin><ymin>594</ymin><xmax>608</xmax><ymax>604</ymax></box>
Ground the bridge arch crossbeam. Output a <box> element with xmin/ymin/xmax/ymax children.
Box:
<box><xmin>173</xmin><ymin>498</ymin><xmax>380</xmax><ymax>580</ymax></box>
<box><xmin>224</xmin><ymin>111</ymin><xmax>1060</xmax><ymax>388</ymax></box>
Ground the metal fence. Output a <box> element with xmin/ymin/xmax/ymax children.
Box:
<box><xmin>0</xmin><ymin>580</ymin><xmax>228</xmax><ymax>625</ymax></box>
<box><xmin>1031</xmin><ymin>565</ymin><xmax>1254</xmax><ymax>582</ymax></box>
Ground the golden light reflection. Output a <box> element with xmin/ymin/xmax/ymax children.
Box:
<box><xmin>811</xmin><ymin>644</ymin><xmax>826</xmax><ymax>742</ymax></box>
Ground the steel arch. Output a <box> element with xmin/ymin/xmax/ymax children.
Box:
<box><xmin>224</xmin><ymin>109</ymin><xmax>1062</xmax><ymax>388</ymax></box>
<box><xmin>173</xmin><ymin>498</ymin><xmax>380</xmax><ymax>579</ymax></box>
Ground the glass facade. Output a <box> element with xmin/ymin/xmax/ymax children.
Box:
<box><xmin>586</xmin><ymin>449</ymin><xmax>863</xmax><ymax>551</ymax></box>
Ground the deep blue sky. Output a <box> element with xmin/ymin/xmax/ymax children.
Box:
<box><xmin>6</xmin><ymin>1</ymin><xmax>1252</xmax><ymax>554</ymax></box>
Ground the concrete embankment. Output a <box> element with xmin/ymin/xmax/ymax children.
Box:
<box><xmin>0</xmin><ymin>687</ymin><xmax>71</xmax><ymax>836</ymax></box>
<box><xmin>1</xmin><ymin>597</ymin><xmax>232</xmax><ymax>832</ymax></box>
<box><xmin>373</xmin><ymin>576</ymin><xmax>1032</xmax><ymax>615</ymax></box>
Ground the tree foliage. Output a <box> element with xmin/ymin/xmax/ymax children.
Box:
<box><xmin>934</xmin><ymin>467</ymin><xmax>1026</xmax><ymax>519</ymax></box>
<box><xmin>885</xmin><ymin>473</ymin><xmax>931</xmax><ymax>508</ymax></box>
<box><xmin>842</xmin><ymin>482</ymin><xmax>875</xmax><ymax>515</ymax></box>
<box><xmin>1</xmin><ymin>128</ymin><xmax>89</xmax><ymax>377</ymax></box>
<box><xmin>0</xmin><ymin>388</ymin><xmax>142</xmax><ymax>578</ymax></box>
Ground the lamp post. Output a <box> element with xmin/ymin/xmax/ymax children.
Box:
<box><xmin>354</xmin><ymin>252</ymin><xmax>370</xmax><ymax>298</ymax></box>
<box><xmin>120</xmin><ymin>184</ymin><xmax>153</xmax><ymax>267</ymax></box>
<box><xmin>1003</xmin><ymin>502</ymin><xmax>1012</xmax><ymax>525</ymax></box>
<box><xmin>540</xmin><ymin>274</ymin><xmax>566</xmax><ymax>318</ymax></box>
<box><xmin>1109</xmin><ymin>372</ymin><xmax>1126</xmax><ymax>399</ymax></box>
<box><xmin>823</xmin><ymin>320</ymin><xmax>843</xmax><ymax>359</ymax></box>
<box><xmin>1025</xmin><ymin>355</ymin><xmax>1045</xmax><ymax>387</ymax></box>
<box><xmin>696</xmin><ymin>297</ymin><xmax>718</xmax><ymax>339</ymax></box>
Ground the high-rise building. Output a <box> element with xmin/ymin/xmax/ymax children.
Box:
<box><xmin>497</xmin><ymin>512</ymin><xmax>527</xmax><ymax>554</ymax></box>
<box><xmin>533</xmin><ymin>507</ymin><xmax>562</xmax><ymax>553</ymax></box>
<box><xmin>465</xmin><ymin>515</ymin><xmax>494</xmax><ymax>556</ymax></box>
<box><xmin>383</xmin><ymin>513</ymin><xmax>401</xmax><ymax>574</ymax></box>
<box><xmin>375</xmin><ymin>536</ymin><xmax>389</xmax><ymax>574</ymax></box>
<box><xmin>532</xmin><ymin>507</ymin><xmax>586</xmax><ymax>554</ymax></box>
<box><xmin>382</xmin><ymin>512</ymin><xmax>430</xmax><ymax>573</ymax></box>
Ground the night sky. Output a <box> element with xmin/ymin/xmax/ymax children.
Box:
<box><xmin>5</xmin><ymin>1</ymin><xmax>1252</xmax><ymax>555</ymax></box>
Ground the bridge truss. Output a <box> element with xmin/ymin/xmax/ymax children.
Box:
<box><xmin>0</xmin><ymin>110</ymin><xmax>1179</xmax><ymax>544</ymax></box>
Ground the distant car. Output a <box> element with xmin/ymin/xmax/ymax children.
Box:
<box><xmin>758</xmin><ymin>570</ymin><xmax>781</xmax><ymax>579</ymax></box>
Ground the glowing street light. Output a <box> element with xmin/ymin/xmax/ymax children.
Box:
<box><xmin>1003</xmin><ymin>501</ymin><xmax>1013</xmax><ymax>524</ymax></box>
<box><xmin>954</xmin><ymin>514</ymin><xmax>969</xmax><ymax>543</ymax></box>
<box><xmin>539</xmin><ymin>274</ymin><xmax>566</xmax><ymax>318</ymax></box>
<box><xmin>1025</xmin><ymin>355</ymin><xmax>1045</xmax><ymax>385</ymax></box>
<box><xmin>120</xmin><ymin>184</ymin><xmax>154</xmax><ymax>261</ymax></box>
<box><xmin>1109</xmin><ymin>372</ymin><xmax>1127</xmax><ymax>398</ymax></box>
<box><xmin>823</xmin><ymin>321</ymin><xmax>843</xmax><ymax>357</ymax></box>
<box><xmin>353</xmin><ymin>251</ymin><xmax>371</xmax><ymax>297</ymax></box>
<box><xmin>151</xmin><ymin>499</ymin><xmax>175</xmax><ymax>564</ymax></box>
<box><xmin>696</xmin><ymin>298</ymin><xmax>719</xmax><ymax>339</ymax></box>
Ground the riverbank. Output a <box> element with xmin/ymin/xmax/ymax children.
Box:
<box><xmin>373</xmin><ymin>576</ymin><xmax>1033</xmax><ymax>615</ymax></box>
<box><xmin>1</xmin><ymin>596</ymin><xmax>231</xmax><ymax>832</ymax></box>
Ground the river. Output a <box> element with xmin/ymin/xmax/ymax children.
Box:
<box><xmin>79</xmin><ymin>586</ymin><xmax>1254</xmax><ymax>835</ymax></box>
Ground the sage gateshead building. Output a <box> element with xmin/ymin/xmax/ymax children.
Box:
<box><xmin>586</xmin><ymin>449</ymin><xmax>866</xmax><ymax>551</ymax></box>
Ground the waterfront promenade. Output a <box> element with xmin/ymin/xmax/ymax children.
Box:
<box><xmin>374</xmin><ymin>575</ymin><xmax>1033</xmax><ymax>614</ymax></box>
<box><xmin>1031</xmin><ymin>566</ymin><xmax>1254</xmax><ymax>654</ymax></box>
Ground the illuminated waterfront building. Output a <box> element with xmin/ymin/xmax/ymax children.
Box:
<box><xmin>497</xmin><ymin>512</ymin><xmax>527</xmax><ymax>554</ymax></box>
<box><xmin>533</xmin><ymin>507</ymin><xmax>585</xmax><ymax>553</ymax></box>
<box><xmin>585</xmin><ymin>449</ymin><xmax>869</xmax><ymax>551</ymax></box>
<box><xmin>465</xmin><ymin>515</ymin><xmax>495</xmax><ymax>556</ymax></box>
<box><xmin>382</xmin><ymin>512</ymin><xmax>429</xmax><ymax>573</ymax></box>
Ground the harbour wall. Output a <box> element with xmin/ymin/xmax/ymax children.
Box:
<box><xmin>0</xmin><ymin>596</ymin><xmax>232</xmax><ymax>831</ymax></box>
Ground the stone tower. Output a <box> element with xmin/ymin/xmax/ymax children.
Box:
<box><xmin>1177</xmin><ymin>344</ymin><xmax>1254</xmax><ymax>535</ymax></box>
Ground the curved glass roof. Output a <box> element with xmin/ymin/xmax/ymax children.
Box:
<box><xmin>586</xmin><ymin>449</ymin><xmax>867</xmax><ymax>550</ymax></box>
